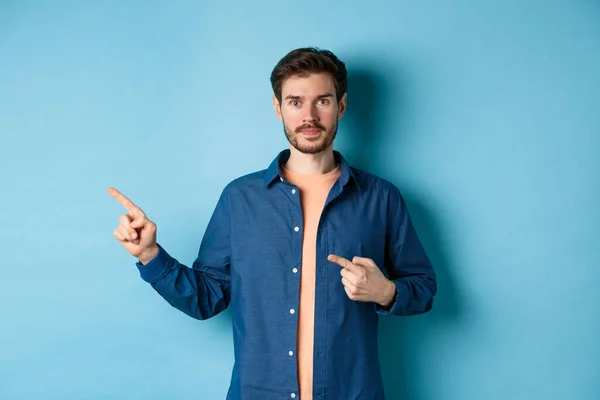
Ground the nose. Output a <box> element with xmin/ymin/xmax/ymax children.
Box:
<box><xmin>302</xmin><ymin>103</ymin><xmax>320</xmax><ymax>124</ymax></box>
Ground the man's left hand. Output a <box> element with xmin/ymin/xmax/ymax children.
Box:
<box><xmin>328</xmin><ymin>254</ymin><xmax>397</xmax><ymax>307</ymax></box>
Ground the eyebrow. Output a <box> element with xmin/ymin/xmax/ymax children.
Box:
<box><xmin>284</xmin><ymin>93</ymin><xmax>334</xmax><ymax>101</ymax></box>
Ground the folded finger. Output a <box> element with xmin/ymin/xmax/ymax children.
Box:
<box><xmin>113</xmin><ymin>229</ymin><xmax>126</xmax><ymax>242</ymax></box>
<box><xmin>341</xmin><ymin>276</ymin><xmax>358</xmax><ymax>292</ymax></box>
<box><xmin>117</xmin><ymin>225</ymin><xmax>133</xmax><ymax>242</ymax></box>
<box><xmin>119</xmin><ymin>214</ymin><xmax>138</xmax><ymax>238</ymax></box>
<box><xmin>340</xmin><ymin>267</ymin><xmax>357</xmax><ymax>285</ymax></box>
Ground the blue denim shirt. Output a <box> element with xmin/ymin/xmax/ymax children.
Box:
<box><xmin>136</xmin><ymin>149</ymin><xmax>437</xmax><ymax>400</ymax></box>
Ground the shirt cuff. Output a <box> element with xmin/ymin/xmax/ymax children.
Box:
<box><xmin>135</xmin><ymin>243</ymin><xmax>172</xmax><ymax>283</ymax></box>
<box><xmin>374</xmin><ymin>279</ymin><xmax>401</xmax><ymax>316</ymax></box>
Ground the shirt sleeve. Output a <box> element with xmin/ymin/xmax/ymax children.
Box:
<box><xmin>375</xmin><ymin>185</ymin><xmax>437</xmax><ymax>316</ymax></box>
<box><xmin>135</xmin><ymin>186</ymin><xmax>232</xmax><ymax>320</ymax></box>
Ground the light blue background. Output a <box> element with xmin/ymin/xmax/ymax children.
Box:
<box><xmin>1</xmin><ymin>1</ymin><xmax>599</xmax><ymax>399</ymax></box>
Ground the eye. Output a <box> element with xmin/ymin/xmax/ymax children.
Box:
<box><xmin>317</xmin><ymin>99</ymin><xmax>330</xmax><ymax>105</ymax></box>
<box><xmin>290</xmin><ymin>100</ymin><xmax>300</xmax><ymax>107</ymax></box>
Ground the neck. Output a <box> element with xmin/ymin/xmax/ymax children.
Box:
<box><xmin>285</xmin><ymin>145</ymin><xmax>337</xmax><ymax>175</ymax></box>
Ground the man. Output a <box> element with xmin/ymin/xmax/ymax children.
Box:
<box><xmin>109</xmin><ymin>47</ymin><xmax>436</xmax><ymax>400</ymax></box>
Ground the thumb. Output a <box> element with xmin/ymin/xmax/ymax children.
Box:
<box><xmin>352</xmin><ymin>256</ymin><xmax>377</xmax><ymax>269</ymax></box>
<box><xmin>130</xmin><ymin>214</ymin><xmax>146</xmax><ymax>229</ymax></box>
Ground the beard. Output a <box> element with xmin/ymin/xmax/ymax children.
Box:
<box><xmin>282</xmin><ymin>118</ymin><xmax>338</xmax><ymax>155</ymax></box>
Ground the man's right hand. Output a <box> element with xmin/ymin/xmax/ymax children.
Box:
<box><xmin>108</xmin><ymin>187</ymin><xmax>159</xmax><ymax>264</ymax></box>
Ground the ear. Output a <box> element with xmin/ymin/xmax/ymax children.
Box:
<box><xmin>337</xmin><ymin>92</ymin><xmax>347</xmax><ymax>119</ymax></box>
<box><xmin>273</xmin><ymin>94</ymin><xmax>283</xmax><ymax>121</ymax></box>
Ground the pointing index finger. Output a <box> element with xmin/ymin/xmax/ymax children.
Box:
<box><xmin>328</xmin><ymin>254</ymin><xmax>360</xmax><ymax>273</ymax></box>
<box><xmin>107</xmin><ymin>187</ymin><xmax>143</xmax><ymax>216</ymax></box>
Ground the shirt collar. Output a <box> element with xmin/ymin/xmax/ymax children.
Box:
<box><xmin>263</xmin><ymin>149</ymin><xmax>361</xmax><ymax>190</ymax></box>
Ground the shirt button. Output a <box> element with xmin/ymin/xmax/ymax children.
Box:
<box><xmin>294</xmin><ymin>226</ymin><xmax>299</xmax><ymax>232</ymax></box>
<box><xmin>291</xmin><ymin>189</ymin><xmax>296</xmax><ymax>194</ymax></box>
<box><xmin>289</xmin><ymin>350</ymin><xmax>294</xmax><ymax>356</ymax></box>
<box><xmin>290</xmin><ymin>309</ymin><xmax>295</xmax><ymax>314</ymax></box>
<box><xmin>291</xmin><ymin>394</ymin><xmax>296</xmax><ymax>399</ymax></box>
<box><xmin>292</xmin><ymin>267</ymin><xmax>298</xmax><ymax>273</ymax></box>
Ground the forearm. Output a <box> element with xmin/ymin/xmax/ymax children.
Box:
<box><xmin>376</xmin><ymin>279</ymin><xmax>398</xmax><ymax>308</ymax></box>
<box><xmin>137</xmin><ymin>244</ymin><xmax>160</xmax><ymax>265</ymax></box>
<box><xmin>136</xmin><ymin>244</ymin><xmax>230</xmax><ymax>320</ymax></box>
<box><xmin>387</xmin><ymin>274</ymin><xmax>436</xmax><ymax>316</ymax></box>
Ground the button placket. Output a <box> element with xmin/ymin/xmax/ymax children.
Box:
<box><xmin>288</xmin><ymin>182</ymin><xmax>301</xmax><ymax>389</ymax></box>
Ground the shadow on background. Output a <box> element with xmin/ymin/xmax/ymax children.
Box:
<box><xmin>342</xmin><ymin>63</ymin><xmax>466</xmax><ymax>399</ymax></box>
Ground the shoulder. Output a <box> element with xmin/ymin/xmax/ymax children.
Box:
<box><xmin>219</xmin><ymin>168</ymin><xmax>269</xmax><ymax>199</ymax></box>
<box><xmin>351</xmin><ymin>167</ymin><xmax>403</xmax><ymax>200</ymax></box>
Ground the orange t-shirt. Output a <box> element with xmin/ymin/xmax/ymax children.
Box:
<box><xmin>281</xmin><ymin>163</ymin><xmax>341</xmax><ymax>400</ymax></box>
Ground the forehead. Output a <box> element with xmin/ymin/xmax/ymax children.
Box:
<box><xmin>281</xmin><ymin>72</ymin><xmax>336</xmax><ymax>97</ymax></box>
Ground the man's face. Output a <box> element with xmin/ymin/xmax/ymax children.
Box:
<box><xmin>273</xmin><ymin>72</ymin><xmax>346</xmax><ymax>155</ymax></box>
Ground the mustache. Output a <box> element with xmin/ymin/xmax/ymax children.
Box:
<box><xmin>295</xmin><ymin>123</ymin><xmax>326</xmax><ymax>133</ymax></box>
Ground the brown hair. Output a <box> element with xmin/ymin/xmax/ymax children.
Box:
<box><xmin>270</xmin><ymin>47</ymin><xmax>347</xmax><ymax>104</ymax></box>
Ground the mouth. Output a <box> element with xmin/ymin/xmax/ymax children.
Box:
<box><xmin>300</xmin><ymin>128</ymin><xmax>321</xmax><ymax>136</ymax></box>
